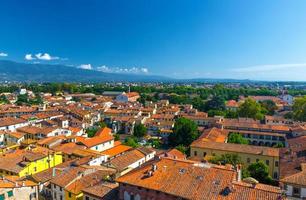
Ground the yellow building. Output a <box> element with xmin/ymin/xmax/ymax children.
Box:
<box><xmin>190</xmin><ymin>128</ymin><xmax>280</xmax><ymax>179</ymax></box>
<box><xmin>0</xmin><ymin>146</ymin><xmax>62</xmax><ymax>177</ymax></box>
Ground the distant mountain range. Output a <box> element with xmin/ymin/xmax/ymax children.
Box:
<box><xmin>0</xmin><ymin>60</ymin><xmax>171</xmax><ymax>82</ymax></box>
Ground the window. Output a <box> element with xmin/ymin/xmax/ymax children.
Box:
<box><xmin>293</xmin><ymin>187</ymin><xmax>300</xmax><ymax>196</ymax></box>
<box><xmin>273</xmin><ymin>172</ymin><xmax>278</xmax><ymax>179</ymax></box>
<box><xmin>247</xmin><ymin>158</ymin><xmax>250</xmax><ymax>163</ymax></box>
<box><xmin>34</xmin><ymin>167</ymin><xmax>37</xmax><ymax>172</ymax></box>
<box><xmin>203</xmin><ymin>152</ymin><xmax>207</xmax><ymax>157</ymax></box>
<box><xmin>85</xmin><ymin>197</ymin><xmax>89</xmax><ymax>200</ymax></box>
<box><xmin>69</xmin><ymin>192</ymin><xmax>72</xmax><ymax>198</ymax></box>
<box><xmin>60</xmin><ymin>187</ymin><xmax>62</xmax><ymax>191</ymax></box>
<box><xmin>266</xmin><ymin>160</ymin><xmax>269</xmax><ymax>166</ymax></box>
<box><xmin>7</xmin><ymin>190</ymin><xmax>13</xmax><ymax>197</ymax></box>
<box><xmin>60</xmin><ymin>195</ymin><xmax>63</xmax><ymax>200</ymax></box>
<box><xmin>130</xmin><ymin>194</ymin><xmax>135</xmax><ymax>200</ymax></box>
<box><xmin>194</xmin><ymin>151</ymin><xmax>197</xmax><ymax>156</ymax></box>
<box><xmin>256</xmin><ymin>159</ymin><xmax>259</xmax><ymax>162</ymax></box>
<box><xmin>275</xmin><ymin>161</ymin><xmax>279</xmax><ymax>167</ymax></box>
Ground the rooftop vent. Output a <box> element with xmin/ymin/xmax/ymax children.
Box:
<box><xmin>179</xmin><ymin>168</ymin><xmax>186</xmax><ymax>174</ymax></box>
<box><xmin>196</xmin><ymin>176</ymin><xmax>203</xmax><ymax>181</ymax></box>
<box><xmin>220</xmin><ymin>186</ymin><xmax>232</xmax><ymax>196</ymax></box>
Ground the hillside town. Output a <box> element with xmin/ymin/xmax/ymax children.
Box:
<box><xmin>0</xmin><ymin>84</ymin><xmax>304</xmax><ymax>200</ymax></box>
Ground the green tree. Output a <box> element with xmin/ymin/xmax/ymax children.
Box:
<box><xmin>114</xmin><ymin>134</ymin><xmax>120</xmax><ymax>141</ymax></box>
<box><xmin>0</xmin><ymin>95</ymin><xmax>9</xmax><ymax>104</ymax></box>
<box><xmin>16</xmin><ymin>94</ymin><xmax>29</xmax><ymax>105</ymax></box>
<box><xmin>124</xmin><ymin>137</ymin><xmax>139</xmax><ymax>148</ymax></box>
<box><xmin>133</xmin><ymin>123</ymin><xmax>147</xmax><ymax>138</ymax></box>
<box><xmin>273</xmin><ymin>142</ymin><xmax>284</xmax><ymax>148</ymax></box>
<box><xmin>168</xmin><ymin>117</ymin><xmax>198</xmax><ymax>147</ymax></box>
<box><xmin>204</xmin><ymin>95</ymin><xmax>226</xmax><ymax>111</ymax></box>
<box><xmin>95</xmin><ymin>121</ymin><xmax>107</xmax><ymax>128</ymax></box>
<box><xmin>260</xmin><ymin>100</ymin><xmax>277</xmax><ymax>115</ymax></box>
<box><xmin>86</xmin><ymin>128</ymin><xmax>98</xmax><ymax>138</ymax></box>
<box><xmin>209</xmin><ymin>154</ymin><xmax>242</xmax><ymax>166</ymax></box>
<box><xmin>176</xmin><ymin>144</ymin><xmax>188</xmax><ymax>154</ymax></box>
<box><xmin>227</xmin><ymin>133</ymin><xmax>249</xmax><ymax>144</ymax></box>
<box><xmin>238</xmin><ymin>98</ymin><xmax>264</xmax><ymax>120</ymax></box>
<box><xmin>293</xmin><ymin>96</ymin><xmax>306</xmax><ymax>121</ymax></box>
<box><xmin>247</xmin><ymin>161</ymin><xmax>273</xmax><ymax>184</ymax></box>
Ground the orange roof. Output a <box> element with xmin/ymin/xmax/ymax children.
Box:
<box><xmin>102</xmin><ymin>144</ymin><xmax>132</xmax><ymax>157</ymax></box>
<box><xmin>78</xmin><ymin>134</ymin><xmax>114</xmax><ymax>148</ymax></box>
<box><xmin>117</xmin><ymin>158</ymin><xmax>282</xmax><ymax>200</ymax></box>
<box><xmin>95</xmin><ymin>127</ymin><xmax>112</xmax><ymax>137</ymax></box>
<box><xmin>126</xmin><ymin>92</ymin><xmax>140</xmax><ymax>98</ymax></box>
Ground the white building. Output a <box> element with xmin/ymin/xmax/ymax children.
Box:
<box><xmin>281</xmin><ymin>163</ymin><xmax>306</xmax><ymax>199</ymax></box>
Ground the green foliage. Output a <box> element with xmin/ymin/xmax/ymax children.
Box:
<box><xmin>209</xmin><ymin>154</ymin><xmax>242</xmax><ymax>166</ymax></box>
<box><xmin>29</xmin><ymin>94</ymin><xmax>43</xmax><ymax>105</ymax></box>
<box><xmin>168</xmin><ymin>117</ymin><xmax>199</xmax><ymax>147</ymax></box>
<box><xmin>247</xmin><ymin>161</ymin><xmax>273</xmax><ymax>184</ymax></box>
<box><xmin>273</xmin><ymin>142</ymin><xmax>284</xmax><ymax>148</ymax></box>
<box><xmin>238</xmin><ymin>98</ymin><xmax>264</xmax><ymax>120</ymax></box>
<box><xmin>16</xmin><ymin>94</ymin><xmax>29</xmax><ymax>105</ymax></box>
<box><xmin>175</xmin><ymin>144</ymin><xmax>188</xmax><ymax>154</ymax></box>
<box><xmin>293</xmin><ymin>96</ymin><xmax>306</xmax><ymax>122</ymax></box>
<box><xmin>284</xmin><ymin>112</ymin><xmax>293</xmax><ymax>119</ymax></box>
<box><xmin>207</xmin><ymin>109</ymin><xmax>225</xmax><ymax>117</ymax></box>
<box><xmin>133</xmin><ymin>123</ymin><xmax>147</xmax><ymax>138</ymax></box>
<box><xmin>95</xmin><ymin>121</ymin><xmax>107</xmax><ymax>128</ymax></box>
<box><xmin>86</xmin><ymin>128</ymin><xmax>98</xmax><ymax>138</ymax></box>
<box><xmin>148</xmin><ymin>138</ymin><xmax>162</xmax><ymax>149</ymax></box>
<box><xmin>124</xmin><ymin>136</ymin><xmax>139</xmax><ymax>148</ymax></box>
<box><xmin>225</xmin><ymin>110</ymin><xmax>238</xmax><ymax>118</ymax></box>
<box><xmin>204</xmin><ymin>95</ymin><xmax>226</xmax><ymax>111</ymax></box>
<box><xmin>227</xmin><ymin>133</ymin><xmax>249</xmax><ymax>144</ymax></box>
<box><xmin>72</xmin><ymin>96</ymin><xmax>81</xmax><ymax>102</ymax></box>
<box><xmin>0</xmin><ymin>95</ymin><xmax>9</xmax><ymax>104</ymax></box>
<box><xmin>114</xmin><ymin>134</ymin><xmax>120</xmax><ymax>141</ymax></box>
<box><xmin>260</xmin><ymin>100</ymin><xmax>277</xmax><ymax>115</ymax></box>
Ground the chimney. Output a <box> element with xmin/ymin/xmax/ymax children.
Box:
<box><xmin>151</xmin><ymin>164</ymin><xmax>157</xmax><ymax>172</ymax></box>
<box><xmin>236</xmin><ymin>164</ymin><xmax>241</xmax><ymax>182</ymax></box>
<box><xmin>52</xmin><ymin>168</ymin><xmax>56</xmax><ymax>177</ymax></box>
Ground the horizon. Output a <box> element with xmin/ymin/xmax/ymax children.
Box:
<box><xmin>1</xmin><ymin>1</ymin><xmax>306</xmax><ymax>81</ymax></box>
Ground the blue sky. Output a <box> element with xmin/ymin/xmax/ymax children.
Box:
<box><xmin>1</xmin><ymin>0</ymin><xmax>306</xmax><ymax>81</ymax></box>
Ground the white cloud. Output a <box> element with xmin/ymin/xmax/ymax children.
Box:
<box><xmin>78</xmin><ymin>64</ymin><xmax>92</xmax><ymax>70</ymax></box>
<box><xmin>25</xmin><ymin>54</ymin><xmax>36</xmax><ymax>60</ymax></box>
<box><xmin>25</xmin><ymin>53</ymin><xmax>63</xmax><ymax>61</ymax></box>
<box><xmin>35</xmin><ymin>53</ymin><xmax>59</xmax><ymax>60</ymax></box>
<box><xmin>230</xmin><ymin>63</ymin><xmax>306</xmax><ymax>81</ymax></box>
<box><xmin>0</xmin><ymin>52</ymin><xmax>8</xmax><ymax>57</ymax></box>
<box><xmin>232</xmin><ymin>63</ymin><xmax>306</xmax><ymax>72</ymax></box>
<box><xmin>96</xmin><ymin>65</ymin><xmax>149</xmax><ymax>74</ymax></box>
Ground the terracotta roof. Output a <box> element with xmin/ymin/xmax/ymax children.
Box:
<box><xmin>102</xmin><ymin>145</ymin><xmax>132</xmax><ymax>158</ymax></box>
<box><xmin>0</xmin><ymin>117</ymin><xmax>26</xmax><ymax>127</ymax></box>
<box><xmin>0</xmin><ymin>176</ymin><xmax>37</xmax><ymax>188</ymax></box>
<box><xmin>126</xmin><ymin>92</ymin><xmax>140</xmax><ymax>98</ymax></box>
<box><xmin>52</xmin><ymin>142</ymin><xmax>85</xmax><ymax>155</ymax></box>
<box><xmin>95</xmin><ymin>127</ymin><xmax>112</xmax><ymax>137</ymax></box>
<box><xmin>31</xmin><ymin>158</ymin><xmax>89</xmax><ymax>183</ymax></box>
<box><xmin>226</xmin><ymin>100</ymin><xmax>239</xmax><ymax>108</ymax></box>
<box><xmin>82</xmin><ymin>182</ymin><xmax>118</xmax><ymax>199</ymax></box>
<box><xmin>281</xmin><ymin>163</ymin><xmax>306</xmax><ymax>186</ymax></box>
<box><xmin>7</xmin><ymin>131</ymin><xmax>25</xmax><ymax>139</ymax></box>
<box><xmin>117</xmin><ymin>158</ymin><xmax>283</xmax><ymax>200</ymax></box>
<box><xmin>107</xmin><ymin>149</ymin><xmax>145</xmax><ymax>171</ymax></box>
<box><xmin>199</xmin><ymin>127</ymin><xmax>229</xmax><ymax>143</ymax></box>
<box><xmin>78</xmin><ymin>134</ymin><xmax>114</xmax><ymax>148</ymax></box>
